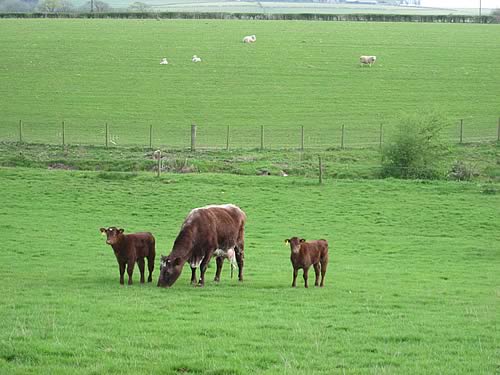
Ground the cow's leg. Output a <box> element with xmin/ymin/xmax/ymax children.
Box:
<box><xmin>126</xmin><ymin>261</ymin><xmax>135</xmax><ymax>285</ymax></box>
<box><xmin>235</xmin><ymin>246</ymin><xmax>244</xmax><ymax>282</ymax></box>
<box><xmin>147</xmin><ymin>255</ymin><xmax>154</xmax><ymax>282</ymax></box>
<box><xmin>313</xmin><ymin>263</ymin><xmax>321</xmax><ymax>287</ymax></box>
<box><xmin>292</xmin><ymin>268</ymin><xmax>298</xmax><ymax>288</ymax></box>
<box><xmin>190</xmin><ymin>267</ymin><xmax>197</xmax><ymax>285</ymax></box>
<box><xmin>119</xmin><ymin>262</ymin><xmax>126</xmax><ymax>285</ymax></box>
<box><xmin>235</xmin><ymin>227</ymin><xmax>245</xmax><ymax>282</ymax></box>
<box><xmin>214</xmin><ymin>257</ymin><xmax>224</xmax><ymax>282</ymax></box>
<box><xmin>198</xmin><ymin>257</ymin><xmax>212</xmax><ymax>287</ymax></box>
<box><xmin>303</xmin><ymin>267</ymin><xmax>309</xmax><ymax>288</ymax></box>
<box><xmin>137</xmin><ymin>258</ymin><xmax>145</xmax><ymax>284</ymax></box>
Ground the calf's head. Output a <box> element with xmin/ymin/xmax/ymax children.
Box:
<box><xmin>100</xmin><ymin>227</ymin><xmax>124</xmax><ymax>245</ymax></box>
<box><xmin>157</xmin><ymin>255</ymin><xmax>183</xmax><ymax>288</ymax></box>
<box><xmin>285</xmin><ymin>237</ymin><xmax>305</xmax><ymax>253</ymax></box>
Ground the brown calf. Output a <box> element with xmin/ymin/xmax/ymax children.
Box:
<box><xmin>285</xmin><ymin>237</ymin><xmax>329</xmax><ymax>288</ymax></box>
<box><xmin>100</xmin><ymin>227</ymin><xmax>156</xmax><ymax>285</ymax></box>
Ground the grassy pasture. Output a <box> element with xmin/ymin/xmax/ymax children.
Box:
<box><xmin>0</xmin><ymin>167</ymin><xmax>498</xmax><ymax>374</ymax></box>
<box><xmin>0</xmin><ymin>20</ymin><xmax>499</xmax><ymax>148</ymax></box>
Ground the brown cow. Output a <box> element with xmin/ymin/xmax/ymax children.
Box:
<box><xmin>157</xmin><ymin>204</ymin><xmax>246</xmax><ymax>288</ymax></box>
<box><xmin>100</xmin><ymin>227</ymin><xmax>156</xmax><ymax>285</ymax></box>
<box><xmin>285</xmin><ymin>237</ymin><xmax>329</xmax><ymax>288</ymax></box>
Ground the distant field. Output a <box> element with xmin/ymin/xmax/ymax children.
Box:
<box><xmin>148</xmin><ymin>4</ymin><xmax>493</xmax><ymax>15</ymax></box>
<box><xmin>72</xmin><ymin>0</ymin><xmax>494</xmax><ymax>15</ymax></box>
<box><xmin>0</xmin><ymin>168</ymin><xmax>498</xmax><ymax>373</ymax></box>
<box><xmin>0</xmin><ymin>19</ymin><xmax>499</xmax><ymax>148</ymax></box>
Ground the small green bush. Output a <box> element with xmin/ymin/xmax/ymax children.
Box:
<box><xmin>447</xmin><ymin>160</ymin><xmax>476</xmax><ymax>181</ymax></box>
<box><xmin>381</xmin><ymin>112</ymin><xmax>448</xmax><ymax>180</ymax></box>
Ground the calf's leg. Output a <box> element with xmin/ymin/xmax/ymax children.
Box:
<box><xmin>137</xmin><ymin>258</ymin><xmax>145</xmax><ymax>284</ymax></box>
<box><xmin>303</xmin><ymin>267</ymin><xmax>310</xmax><ymax>288</ymax></box>
<box><xmin>320</xmin><ymin>258</ymin><xmax>328</xmax><ymax>287</ymax></box>
<box><xmin>147</xmin><ymin>255</ymin><xmax>154</xmax><ymax>282</ymax></box>
<box><xmin>313</xmin><ymin>263</ymin><xmax>321</xmax><ymax>287</ymax></box>
<box><xmin>119</xmin><ymin>262</ymin><xmax>126</xmax><ymax>285</ymax></box>
<box><xmin>126</xmin><ymin>261</ymin><xmax>135</xmax><ymax>285</ymax></box>
<box><xmin>292</xmin><ymin>268</ymin><xmax>298</xmax><ymax>288</ymax></box>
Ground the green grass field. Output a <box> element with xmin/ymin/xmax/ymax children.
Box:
<box><xmin>0</xmin><ymin>168</ymin><xmax>498</xmax><ymax>373</ymax></box>
<box><xmin>0</xmin><ymin>20</ymin><xmax>499</xmax><ymax>148</ymax></box>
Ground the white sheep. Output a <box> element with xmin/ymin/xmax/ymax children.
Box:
<box><xmin>192</xmin><ymin>55</ymin><xmax>202</xmax><ymax>63</ymax></box>
<box><xmin>243</xmin><ymin>35</ymin><xmax>256</xmax><ymax>43</ymax></box>
<box><xmin>160</xmin><ymin>58</ymin><xmax>168</xmax><ymax>65</ymax></box>
<box><xmin>360</xmin><ymin>55</ymin><xmax>377</xmax><ymax>67</ymax></box>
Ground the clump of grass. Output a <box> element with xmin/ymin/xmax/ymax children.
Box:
<box><xmin>481</xmin><ymin>185</ymin><xmax>497</xmax><ymax>195</ymax></box>
<box><xmin>96</xmin><ymin>172</ymin><xmax>138</xmax><ymax>180</ymax></box>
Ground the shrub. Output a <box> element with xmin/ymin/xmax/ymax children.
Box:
<box><xmin>381</xmin><ymin>112</ymin><xmax>448</xmax><ymax>179</ymax></box>
<box><xmin>447</xmin><ymin>160</ymin><xmax>476</xmax><ymax>181</ymax></box>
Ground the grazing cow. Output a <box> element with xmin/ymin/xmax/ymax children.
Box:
<box><xmin>243</xmin><ymin>35</ymin><xmax>256</xmax><ymax>43</ymax></box>
<box><xmin>157</xmin><ymin>204</ymin><xmax>246</xmax><ymax>288</ymax></box>
<box><xmin>285</xmin><ymin>237</ymin><xmax>329</xmax><ymax>288</ymax></box>
<box><xmin>100</xmin><ymin>227</ymin><xmax>156</xmax><ymax>285</ymax></box>
<box><xmin>360</xmin><ymin>55</ymin><xmax>377</xmax><ymax>67</ymax></box>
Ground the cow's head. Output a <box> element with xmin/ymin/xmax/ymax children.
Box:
<box><xmin>100</xmin><ymin>227</ymin><xmax>124</xmax><ymax>245</ymax></box>
<box><xmin>285</xmin><ymin>237</ymin><xmax>305</xmax><ymax>253</ymax></box>
<box><xmin>157</xmin><ymin>254</ymin><xmax>183</xmax><ymax>288</ymax></box>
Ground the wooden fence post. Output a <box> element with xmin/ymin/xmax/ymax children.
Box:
<box><xmin>459</xmin><ymin>119</ymin><xmax>463</xmax><ymax>144</ymax></box>
<box><xmin>301</xmin><ymin>126</ymin><xmax>304</xmax><ymax>151</ymax></box>
<box><xmin>260</xmin><ymin>125</ymin><xmax>264</xmax><ymax>151</ymax></box>
<box><xmin>497</xmin><ymin>118</ymin><xmax>500</xmax><ymax>142</ymax></box>
<box><xmin>19</xmin><ymin>120</ymin><xmax>23</xmax><ymax>143</ymax></box>
<box><xmin>226</xmin><ymin>125</ymin><xmax>230</xmax><ymax>151</ymax></box>
<box><xmin>341</xmin><ymin>124</ymin><xmax>345</xmax><ymax>149</ymax></box>
<box><xmin>318</xmin><ymin>156</ymin><xmax>323</xmax><ymax>185</ymax></box>
<box><xmin>105</xmin><ymin>122</ymin><xmax>108</xmax><ymax>148</ymax></box>
<box><xmin>62</xmin><ymin>121</ymin><xmax>65</xmax><ymax>148</ymax></box>
<box><xmin>191</xmin><ymin>124</ymin><xmax>197</xmax><ymax>152</ymax></box>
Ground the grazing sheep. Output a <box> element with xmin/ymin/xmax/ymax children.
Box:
<box><xmin>243</xmin><ymin>35</ymin><xmax>256</xmax><ymax>43</ymax></box>
<box><xmin>192</xmin><ymin>55</ymin><xmax>202</xmax><ymax>63</ymax></box>
<box><xmin>160</xmin><ymin>58</ymin><xmax>168</xmax><ymax>65</ymax></box>
<box><xmin>360</xmin><ymin>55</ymin><xmax>377</xmax><ymax>67</ymax></box>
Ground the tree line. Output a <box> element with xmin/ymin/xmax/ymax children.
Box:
<box><xmin>0</xmin><ymin>0</ymin><xmax>152</xmax><ymax>13</ymax></box>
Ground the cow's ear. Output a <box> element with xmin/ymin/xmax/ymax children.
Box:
<box><xmin>118</xmin><ymin>228</ymin><xmax>124</xmax><ymax>234</ymax></box>
<box><xmin>300</xmin><ymin>238</ymin><xmax>306</xmax><ymax>243</ymax></box>
<box><xmin>100</xmin><ymin>228</ymin><xmax>106</xmax><ymax>233</ymax></box>
<box><xmin>284</xmin><ymin>239</ymin><xmax>290</xmax><ymax>244</ymax></box>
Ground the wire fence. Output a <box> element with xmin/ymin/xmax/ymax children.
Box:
<box><xmin>1</xmin><ymin>119</ymin><xmax>498</xmax><ymax>150</ymax></box>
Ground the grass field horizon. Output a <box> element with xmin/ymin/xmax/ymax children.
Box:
<box><xmin>0</xmin><ymin>168</ymin><xmax>498</xmax><ymax>373</ymax></box>
<box><xmin>1</xmin><ymin>20</ymin><xmax>499</xmax><ymax>149</ymax></box>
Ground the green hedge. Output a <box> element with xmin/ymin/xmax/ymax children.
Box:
<box><xmin>0</xmin><ymin>11</ymin><xmax>496</xmax><ymax>23</ymax></box>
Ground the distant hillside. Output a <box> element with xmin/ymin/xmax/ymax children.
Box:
<box><xmin>89</xmin><ymin>0</ymin><xmax>490</xmax><ymax>15</ymax></box>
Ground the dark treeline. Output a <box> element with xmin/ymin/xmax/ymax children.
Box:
<box><xmin>0</xmin><ymin>11</ymin><xmax>496</xmax><ymax>23</ymax></box>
